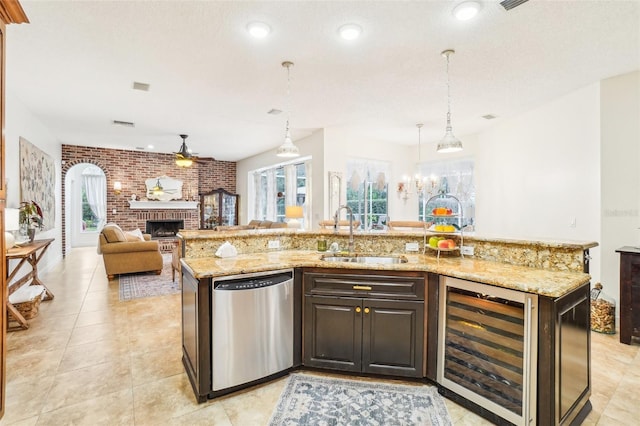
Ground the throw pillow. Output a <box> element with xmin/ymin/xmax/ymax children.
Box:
<box><xmin>125</xmin><ymin>228</ymin><xmax>145</xmax><ymax>241</ymax></box>
<box><xmin>102</xmin><ymin>224</ymin><xmax>127</xmax><ymax>243</ymax></box>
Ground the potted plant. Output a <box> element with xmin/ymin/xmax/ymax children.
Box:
<box><xmin>19</xmin><ymin>201</ymin><xmax>43</xmax><ymax>242</ymax></box>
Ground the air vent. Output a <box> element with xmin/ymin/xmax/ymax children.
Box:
<box><xmin>132</xmin><ymin>81</ymin><xmax>150</xmax><ymax>91</ymax></box>
<box><xmin>267</xmin><ymin>109</ymin><xmax>282</xmax><ymax>115</ymax></box>
<box><xmin>112</xmin><ymin>120</ymin><xmax>135</xmax><ymax>127</ymax></box>
<box><xmin>482</xmin><ymin>114</ymin><xmax>497</xmax><ymax>120</ymax></box>
<box><xmin>500</xmin><ymin>0</ymin><xmax>529</xmax><ymax>11</ymax></box>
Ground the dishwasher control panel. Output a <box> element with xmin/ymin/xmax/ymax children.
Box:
<box><xmin>214</xmin><ymin>271</ymin><xmax>293</xmax><ymax>290</ymax></box>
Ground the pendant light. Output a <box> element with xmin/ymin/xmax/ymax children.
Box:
<box><xmin>437</xmin><ymin>49</ymin><xmax>463</xmax><ymax>153</ymax></box>
<box><xmin>276</xmin><ymin>61</ymin><xmax>300</xmax><ymax>158</ymax></box>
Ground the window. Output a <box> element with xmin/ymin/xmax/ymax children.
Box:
<box><xmin>81</xmin><ymin>165</ymin><xmax>106</xmax><ymax>232</ymax></box>
<box><xmin>251</xmin><ymin>158</ymin><xmax>311</xmax><ymax>227</ymax></box>
<box><xmin>417</xmin><ymin>158</ymin><xmax>475</xmax><ymax>228</ymax></box>
<box><xmin>346</xmin><ymin>159</ymin><xmax>389</xmax><ymax>230</ymax></box>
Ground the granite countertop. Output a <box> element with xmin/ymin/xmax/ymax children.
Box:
<box><xmin>180</xmin><ymin>250</ymin><xmax>591</xmax><ymax>298</ymax></box>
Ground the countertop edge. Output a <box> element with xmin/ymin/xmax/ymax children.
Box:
<box><xmin>180</xmin><ymin>251</ymin><xmax>591</xmax><ymax>298</ymax></box>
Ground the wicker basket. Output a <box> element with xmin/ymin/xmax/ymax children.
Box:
<box><xmin>13</xmin><ymin>292</ymin><xmax>43</xmax><ymax>320</ymax></box>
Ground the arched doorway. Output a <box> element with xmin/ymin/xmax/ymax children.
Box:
<box><xmin>64</xmin><ymin>163</ymin><xmax>107</xmax><ymax>247</ymax></box>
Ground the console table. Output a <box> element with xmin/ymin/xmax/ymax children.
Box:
<box><xmin>6</xmin><ymin>238</ymin><xmax>55</xmax><ymax>330</ymax></box>
<box><xmin>616</xmin><ymin>246</ymin><xmax>640</xmax><ymax>344</ymax></box>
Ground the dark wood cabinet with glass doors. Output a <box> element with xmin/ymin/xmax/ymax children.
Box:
<box><xmin>200</xmin><ymin>188</ymin><xmax>239</xmax><ymax>229</ymax></box>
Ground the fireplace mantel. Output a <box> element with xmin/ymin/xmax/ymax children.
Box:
<box><xmin>128</xmin><ymin>200</ymin><xmax>199</xmax><ymax>210</ymax></box>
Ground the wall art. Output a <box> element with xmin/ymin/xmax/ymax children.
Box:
<box><xmin>19</xmin><ymin>137</ymin><xmax>55</xmax><ymax>231</ymax></box>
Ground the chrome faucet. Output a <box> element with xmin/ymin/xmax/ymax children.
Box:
<box><xmin>334</xmin><ymin>205</ymin><xmax>355</xmax><ymax>255</ymax></box>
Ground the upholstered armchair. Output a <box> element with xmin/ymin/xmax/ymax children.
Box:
<box><xmin>98</xmin><ymin>223</ymin><xmax>163</xmax><ymax>280</ymax></box>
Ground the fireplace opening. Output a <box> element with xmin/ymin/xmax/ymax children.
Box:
<box><xmin>146</xmin><ymin>220</ymin><xmax>184</xmax><ymax>239</ymax></box>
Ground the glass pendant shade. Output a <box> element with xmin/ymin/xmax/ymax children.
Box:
<box><xmin>276</xmin><ymin>128</ymin><xmax>300</xmax><ymax>157</ymax></box>
<box><xmin>437</xmin><ymin>124</ymin><xmax>463</xmax><ymax>153</ymax></box>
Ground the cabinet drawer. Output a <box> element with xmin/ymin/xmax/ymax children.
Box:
<box><xmin>304</xmin><ymin>271</ymin><xmax>425</xmax><ymax>301</ymax></box>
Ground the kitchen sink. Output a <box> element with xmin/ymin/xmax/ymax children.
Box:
<box><xmin>320</xmin><ymin>254</ymin><xmax>408</xmax><ymax>264</ymax></box>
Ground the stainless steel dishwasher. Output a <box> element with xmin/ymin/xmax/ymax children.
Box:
<box><xmin>211</xmin><ymin>269</ymin><xmax>294</xmax><ymax>392</ymax></box>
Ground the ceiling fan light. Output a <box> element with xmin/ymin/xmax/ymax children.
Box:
<box><xmin>176</xmin><ymin>157</ymin><xmax>193</xmax><ymax>167</ymax></box>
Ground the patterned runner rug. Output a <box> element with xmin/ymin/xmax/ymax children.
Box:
<box><xmin>118</xmin><ymin>254</ymin><xmax>179</xmax><ymax>301</ymax></box>
<box><xmin>269</xmin><ymin>373</ymin><xmax>452</xmax><ymax>426</ymax></box>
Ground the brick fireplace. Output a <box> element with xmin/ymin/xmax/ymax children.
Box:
<box><xmin>61</xmin><ymin>144</ymin><xmax>236</xmax><ymax>256</ymax></box>
<box><xmin>146</xmin><ymin>219</ymin><xmax>185</xmax><ymax>239</ymax></box>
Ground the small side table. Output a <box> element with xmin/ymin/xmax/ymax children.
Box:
<box><xmin>616</xmin><ymin>246</ymin><xmax>640</xmax><ymax>344</ymax></box>
<box><xmin>6</xmin><ymin>238</ymin><xmax>55</xmax><ymax>330</ymax></box>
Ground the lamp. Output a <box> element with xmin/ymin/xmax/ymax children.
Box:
<box><xmin>152</xmin><ymin>178</ymin><xmax>164</xmax><ymax>196</ymax></box>
<box><xmin>4</xmin><ymin>207</ymin><xmax>20</xmax><ymax>249</ymax></box>
<box><xmin>113</xmin><ymin>181</ymin><xmax>122</xmax><ymax>195</ymax></box>
<box><xmin>437</xmin><ymin>49</ymin><xmax>463</xmax><ymax>153</ymax></box>
<box><xmin>285</xmin><ymin>205</ymin><xmax>304</xmax><ymax>229</ymax></box>
<box><xmin>276</xmin><ymin>61</ymin><xmax>300</xmax><ymax>158</ymax></box>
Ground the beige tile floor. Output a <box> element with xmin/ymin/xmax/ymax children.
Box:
<box><xmin>1</xmin><ymin>247</ymin><xmax>638</xmax><ymax>425</ymax></box>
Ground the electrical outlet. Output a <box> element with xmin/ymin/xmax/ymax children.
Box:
<box><xmin>460</xmin><ymin>245</ymin><xmax>475</xmax><ymax>256</ymax></box>
<box><xmin>268</xmin><ymin>240</ymin><xmax>280</xmax><ymax>249</ymax></box>
<box><xmin>405</xmin><ymin>242</ymin><xmax>420</xmax><ymax>252</ymax></box>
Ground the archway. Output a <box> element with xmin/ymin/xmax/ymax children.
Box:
<box><xmin>64</xmin><ymin>163</ymin><xmax>107</xmax><ymax>248</ymax></box>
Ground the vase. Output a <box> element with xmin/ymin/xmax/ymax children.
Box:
<box><xmin>27</xmin><ymin>228</ymin><xmax>35</xmax><ymax>243</ymax></box>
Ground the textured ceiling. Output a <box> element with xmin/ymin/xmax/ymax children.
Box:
<box><xmin>7</xmin><ymin>0</ymin><xmax>640</xmax><ymax>161</ymax></box>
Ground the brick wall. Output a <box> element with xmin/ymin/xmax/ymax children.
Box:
<box><xmin>61</xmin><ymin>144</ymin><xmax>236</xmax><ymax>255</ymax></box>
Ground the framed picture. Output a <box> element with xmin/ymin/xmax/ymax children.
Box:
<box><xmin>19</xmin><ymin>137</ymin><xmax>55</xmax><ymax>231</ymax></box>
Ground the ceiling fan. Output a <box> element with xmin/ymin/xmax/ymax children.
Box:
<box><xmin>174</xmin><ymin>134</ymin><xmax>209</xmax><ymax>167</ymax></box>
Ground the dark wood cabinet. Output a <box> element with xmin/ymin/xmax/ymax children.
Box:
<box><xmin>616</xmin><ymin>246</ymin><xmax>640</xmax><ymax>344</ymax></box>
<box><xmin>200</xmin><ymin>188</ymin><xmax>238</xmax><ymax>229</ymax></box>
<box><xmin>303</xmin><ymin>270</ymin><xmax>424</xmax><ymax>378</ymax></box>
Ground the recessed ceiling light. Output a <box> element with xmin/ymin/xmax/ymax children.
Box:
<box><xmin>338</xmin><ymin>23</ymin><xmax>362</xmax><ymax>40</ymax></box>
<box><xmin>247</xmin><ymin>22</ymin><xmax>271</xmax><ymax>38</ymax></box>
<box><xmin>453</xmin><ymin>1</ymin><xmax>482</xmax><ymax>21</ymax></box>
<box><xmin>147</xmin><ymin>144</ymin><xmax>154</xmax><ymax>149</ymax></box>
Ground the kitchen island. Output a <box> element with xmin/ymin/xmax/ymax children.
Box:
<box><xmin>179</xmin><ymin>230</ymin><xmax>595</xmax><ymax>426</ymax></box>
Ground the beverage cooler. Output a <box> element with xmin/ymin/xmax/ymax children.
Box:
<box><xmin>437</xmin><ymin>276</ymin><xmax>538</xmax><ymax>426</ymax></box>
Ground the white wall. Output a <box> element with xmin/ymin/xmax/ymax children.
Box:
<box><xmin>600</xmin><ymin>70</ymin><xmax>640</xmax><ymax>308</ymax></box>
<box><xmin>236</xmin><ymin>129</ymin><xmax>325</xmax><ymax>227</ymax></box>
<box><xmin>5</xmin><ymin>90</ymin><xmax>62</xmax><ymax>272</ymax></box>
<box><xmin>474</xmin><ymin>83</ymin><xmax>602</xmax><ymax>282</ymax></box>
<box><xmin>323</xmin><ymin>127</ymin><xmax>416</xmax><ymax>223</ymax></box>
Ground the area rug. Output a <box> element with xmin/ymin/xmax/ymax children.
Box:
<box><xmin>269</xmin><ymin>373</ymin><xmax>452</xmax><ymax>426</ymax></box>
<box><xmin>118</xmin><ymin>254</ymin><xmax>179</xmax><ymax>301</ymax></box>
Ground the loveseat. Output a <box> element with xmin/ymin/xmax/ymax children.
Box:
<box><xmin>98</xmin><ymin>223</ymin><xmax>163</xmax><ymax>280</ymax></box>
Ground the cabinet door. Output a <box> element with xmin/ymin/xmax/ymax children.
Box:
<box><xmin>304</xmin><ymin>296</ymin><xmax>362</xmax><ymax>372</ymax></box>
<box><xmin>362</xmin><ymin>299</ymin><xmax>424</xmax><ymax>378</ymax></box>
